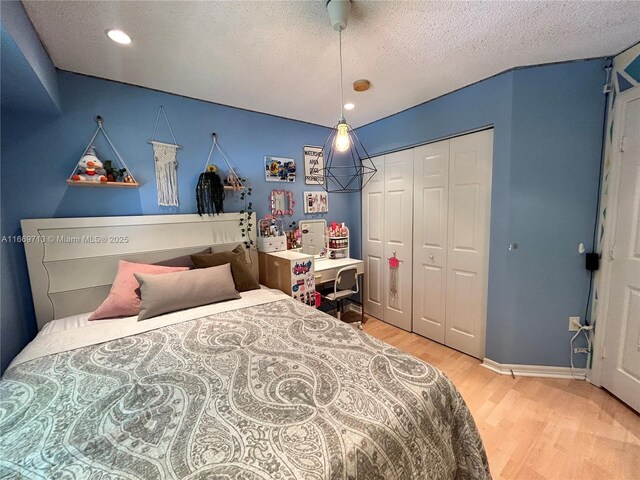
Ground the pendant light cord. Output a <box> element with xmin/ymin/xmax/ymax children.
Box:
<box><xmin>339</xmin><ymin>29</ymin><xmax>344</xmax><ymax>120</ymax></box>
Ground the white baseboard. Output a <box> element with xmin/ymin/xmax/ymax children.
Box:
<box><xmin>482</xmin><ymin>358</ymin><xmax>586</xmax><ymax>380</ymax></box>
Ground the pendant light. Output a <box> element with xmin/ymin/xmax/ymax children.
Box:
<box><xmin>317</xmin><ymin>0</ymin><xmax>377</xmax><ymax>193</ymax></box>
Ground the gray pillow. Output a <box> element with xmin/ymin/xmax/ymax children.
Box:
<box><xmin>134</xmin><ymin>263</ymin><xmax>240</xmax><ymax>321</ymax></box>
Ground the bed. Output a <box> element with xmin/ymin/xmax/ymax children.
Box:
<box><xmin>0</xmin><ymin>214</ymin><xmax>490</xmax><ymax>479</ymax></box>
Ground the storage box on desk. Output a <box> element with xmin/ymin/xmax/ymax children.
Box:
<box><xmin>257</xmin><ymin>235</ymin><xmax>286</xmax><ymax>253</ymax></box>
<box><xmin>257</xmin><ymin>216</ymin><xmax>287</xmax><ymax>253</ymax></box>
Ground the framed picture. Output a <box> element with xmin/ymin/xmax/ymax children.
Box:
<box><xmin>265</xmin><ymin>156</ymin><xmax>296</xmax><ymax>182</ymax></box>
<box><xmin>303</xmin><ymin>145</ymin><xmax>324</xmax><ymax>185</ymax></box>
<box><xmin>303</xmin><ymin>191</ymin><xmax>329</xmax><ymax>214</ymax></box>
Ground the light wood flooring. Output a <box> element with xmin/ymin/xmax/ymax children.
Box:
<box><xmin>350</xmin><ymin>313</ymin><xmax>640</xmax><ymax>480</ymax></box>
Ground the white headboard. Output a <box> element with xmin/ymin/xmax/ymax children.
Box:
<box><xmin>21</xmin><ymin>213</ymin><xmax>257</xmax><ymax>330</ymax></box>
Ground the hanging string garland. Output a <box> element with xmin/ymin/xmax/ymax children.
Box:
<box><xmin>196</xmin><ymin>165</ymin><xmax>225</xmax><ymax>216</ymax></box>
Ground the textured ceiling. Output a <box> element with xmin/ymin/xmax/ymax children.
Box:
<box><xmin>23</xmin><ymin>1</ymin><xmax>640</xmax><ymax>127</ymax></box>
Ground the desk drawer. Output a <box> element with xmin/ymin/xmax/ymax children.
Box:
<box><xmin>315</xmin><ymin>263</ymin><xmax>363</xmax><ymax>284</ymax></box>
<box><xmin>315</xmin><ymin>267</ymin><xmax>339</xmax><ymax>284</ymax></box>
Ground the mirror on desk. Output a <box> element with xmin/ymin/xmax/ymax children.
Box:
<box><xmin>299</xmin><ymin>219</ymin><xmax>326</xmax><ymax>258</ymax></box>
<box><xmin>270</xmin><ymin>190</ymin><xmax>295</xmax><ymax>217</ymax></box>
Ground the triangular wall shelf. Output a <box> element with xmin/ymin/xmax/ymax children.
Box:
<box><xmin>67</xmin><ymin>116</ymin><xmax>139</xmax><ymax>188</ymax></box>
<box><xmin>206</xmin><ymin>133</ymin><xmax>245</xmax><ymax>192</ymax></box>
<box><xmin>66</xmin><ymin>180</ymin><xmax>139</xmax><ymax>188</ymax></box>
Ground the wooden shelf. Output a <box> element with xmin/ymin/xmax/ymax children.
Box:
<box><xmin>67</xmin><ymin>180</ymin><xmax>139</xmax><ymax>188</ymax></box>
<box><xmin>223</xmin><ymin>186</ymin><xmax>245</xmax><ymax>191</ymax></box>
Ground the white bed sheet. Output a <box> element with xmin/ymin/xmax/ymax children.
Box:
<box><xmin>10</xmin><ymin>286</ymin><xmax>289</xmax><ymax>370</ymax></box>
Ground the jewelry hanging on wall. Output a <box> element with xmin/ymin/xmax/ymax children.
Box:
<box><xmin>196</xmin><ymin>134</ymin><xmax>226</xmax><ymax>215</ymax></box>
<box><xmin>148</xmin><ymin>106</ymin><xmax>181</xmax><ymax>206</ymax></box>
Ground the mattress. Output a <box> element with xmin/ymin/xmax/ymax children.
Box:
<box><xmin>0</xmin><ymin>291</ymin><xmax>491</xmax><ymax>479</ymax></box>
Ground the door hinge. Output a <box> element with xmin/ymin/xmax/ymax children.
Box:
<box><xmin>619</xmin><ymin>136</ymin><xmax>625</xmax><ymax>152</ymax></box>
<box><xmin>601</xmin><ymin>343</ymin><xmax>606</xmax><ymax>359</ymax></box>
<box><xmin>608</xmin><ymin>247</ymin><xmax>615</xmax><ymax>261</ymax></box>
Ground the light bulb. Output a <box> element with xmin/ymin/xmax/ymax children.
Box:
<box><xmin>335</xmin><ymin>122</ymin><xmax>350</xmax><ymax>152</ymax></box>
<box><xmin>106</xmin><ymin>29</ymin><xmax>131</xmax><ymax>45</ymax></box>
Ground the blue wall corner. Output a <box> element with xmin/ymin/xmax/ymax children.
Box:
<box><xmin>356</xmin><ymin>70</ymin><xmax>517</xmax><ymax>363</ymax></box>
<box><xmin>0</xmin><ymin>71</ymin><xmax>361</xmax><ymax>373</ymax></box>
<box><xmin>0</xmin><ymin>30</ymin><xmax>607</xmax><ymax>371</ymax></box>
<box><xmin>0</xmin><ymin>0</ymin><xmax>61</xmax><ymax>114</ymax></box>
<box><xmin>493</xmin><ymin>60</ymin><xmax>606</xmax><ymax>366</ymax></box>
<box><xmin>357</xmin><ymin>59</ymin><xmax>606</xmax><ymax>368</ymax></box>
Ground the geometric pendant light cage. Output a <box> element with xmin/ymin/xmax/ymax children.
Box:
<box><xmin>316</xmin><ymin>0</ymin><xmax>377</xmax><ymax>193</ymax></box>
<box><xmin>317</xmin><ymin>122</ymin><xmax>377</xmax><ymax>193</ymax></box>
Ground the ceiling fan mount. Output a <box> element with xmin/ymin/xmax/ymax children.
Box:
<box><xmin>326</xmin><ymin>0</ymin><xmax>352</xmax><ymax>32</ymax></box>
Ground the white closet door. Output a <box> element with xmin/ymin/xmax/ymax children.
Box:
<box><xmin>412</xmin><ymin>140</ymin><xmax>450</xmax><ymax>342</ymax></box>
<box><xmin>383</xmin><ymin>150</ymin><xmax>414</xmax><ymax>331</ymax></box>
<box><xmin>362</xmin><ymin>155</ymin><xmax>385</xmax><ymax>320</ymax></box>
<box><xmin>445</xmin><ymin>130</ymin><xmax>493</xmax><ymax>358</ymax></box>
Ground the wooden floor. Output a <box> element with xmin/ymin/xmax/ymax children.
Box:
<box><xmin>352</xmin><ymin>314</ymin><xmax>640</xmax><ymax>480</ymax></box>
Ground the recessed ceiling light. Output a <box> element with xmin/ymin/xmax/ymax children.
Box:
<box><xmin>344</xmin><ymin>102</ymin><xmax>355</xmax><ymax>110</ymax></box>
<box><xmin>106</xmin><ymin>29</ymin><xmax>131</xmax><ymax>45</ymax></box>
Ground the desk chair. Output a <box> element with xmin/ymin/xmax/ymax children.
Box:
<box><xmin>322</xmin><ymin>267</ymin><xmax>362</xmax><ymax>328</ymax></box>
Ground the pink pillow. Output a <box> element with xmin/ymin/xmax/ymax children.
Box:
<box><xmin>89</xmin><ymin>260</ymin><xmax>189</xmax><ymax>320</ymax></box>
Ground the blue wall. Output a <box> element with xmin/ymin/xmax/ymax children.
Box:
<box><xmin>501</xmin><ymin>63</ymin><xmax>604</xmax><ymax>365</ymax></box>
<box><xmin>0</xmin><ymin>0</ymin><xmax>606</xmax><ymax>371</ymax></box>
<box><xmin>1</xmin><ymin>71</ymin><xmax>361</xmax><ymax>373</ymax></box>
<box><xmin>0</xmin><ymin>0</ymin><xmax>60</xmax><ymax>113</ymax></box>
<box><xmin>357</xmin><ymin>59</ymin><xmax>606</xmax><ymax>367</ymax></box>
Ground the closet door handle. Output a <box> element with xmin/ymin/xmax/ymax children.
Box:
<box><xmin>429</xmin><ymin>254</ymin><xmax>434</xmax><ymax>261</ymax></box>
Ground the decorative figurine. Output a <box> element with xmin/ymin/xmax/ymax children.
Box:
<box><xmin>71</xmin><ymin>147</ymin><xmax>107</xmax><ymax>182</ymax></box>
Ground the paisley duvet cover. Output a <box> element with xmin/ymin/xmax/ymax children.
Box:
<box><xmin>0</xmin><ymin>298</ymin><xmax>490</xmax><ymax>479</ymax></box>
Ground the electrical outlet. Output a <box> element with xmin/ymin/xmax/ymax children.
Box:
<box><xmin>569</xmin><ymin>316</ymin><xmax>581</xmax><ymax>331</ymax></box>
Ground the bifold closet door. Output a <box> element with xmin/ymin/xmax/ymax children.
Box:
<box><xmin>383</xmin><ymin>150</ymin><xmax>413</xmax><ymax>331</ymax></box>
<box><xmin>445</xmin><ymin>130</ymin><xmax>492</xmax><ymax>359</ymax></box>
<box><xmin>412</xmin><ymin>129</ymin><xmax>493</xmax><ymax>359</ymax></box>
<box><xmin>412</xmin><ymin>139</ymin><xmax>450</xmax><ymax>343</ymax></box>
<box><xmin>362</xmin><ymin>155</ymin><xmax>385</xmax><ymax>320</ymax></box>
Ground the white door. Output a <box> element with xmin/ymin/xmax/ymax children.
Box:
<box><xmin>445</xmin><ymin>130</ymin><xmax>493</xmax><ymax>358</ymax></box>
<box><xmin>413</xmin><ymin>140</ymin><xmax>450</xmax><ymax>342</ymax></box>
<box><xmin>362</xmin><ymin>155</ymin><xmax>385</xmax><ymax>320</ymax></box>
<box><xmin>383</xmin><ymin>150</ymin><xmax>414</xmax><ymax>330</ymax></box>
<box><xmin>602</xmin><ymin>90</ymin><xmax>640</xmax><ymax>412</ymax></box>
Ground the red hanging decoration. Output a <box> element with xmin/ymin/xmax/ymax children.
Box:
<box><xmin>389</xmin><ymin>253</ymin><xmax>399</xmax><ymax>300</ymax></box>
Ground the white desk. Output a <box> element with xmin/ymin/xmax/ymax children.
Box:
<box><xmin>313</xmin><ymin>257</ymin><xmax>364</xmax><ymax>285</ymax></box>
<box><xmin>258</xmin><ymin>252</ymin><xmax>364</xmax><ymax>317</ymax></box>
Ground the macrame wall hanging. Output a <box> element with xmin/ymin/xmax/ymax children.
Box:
<box><xmin>148</xmin><ymin>106</ymin><xmax>181</xmax><ymax>206</ymax></box>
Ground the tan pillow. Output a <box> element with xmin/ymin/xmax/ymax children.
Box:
<box><xmin>190</xmin><ymin>244</ymin><xmax>260</xmax><ymax>292</ymax></box>
<box><xmin>134</xmin><ymin>263</ymin><xmax>240</xmax><ymax>321</ymax></box>
<box><xmin>153</xmin><ymin>247</ymin><xmax>212</xmax><ymax>268</ymax></box>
